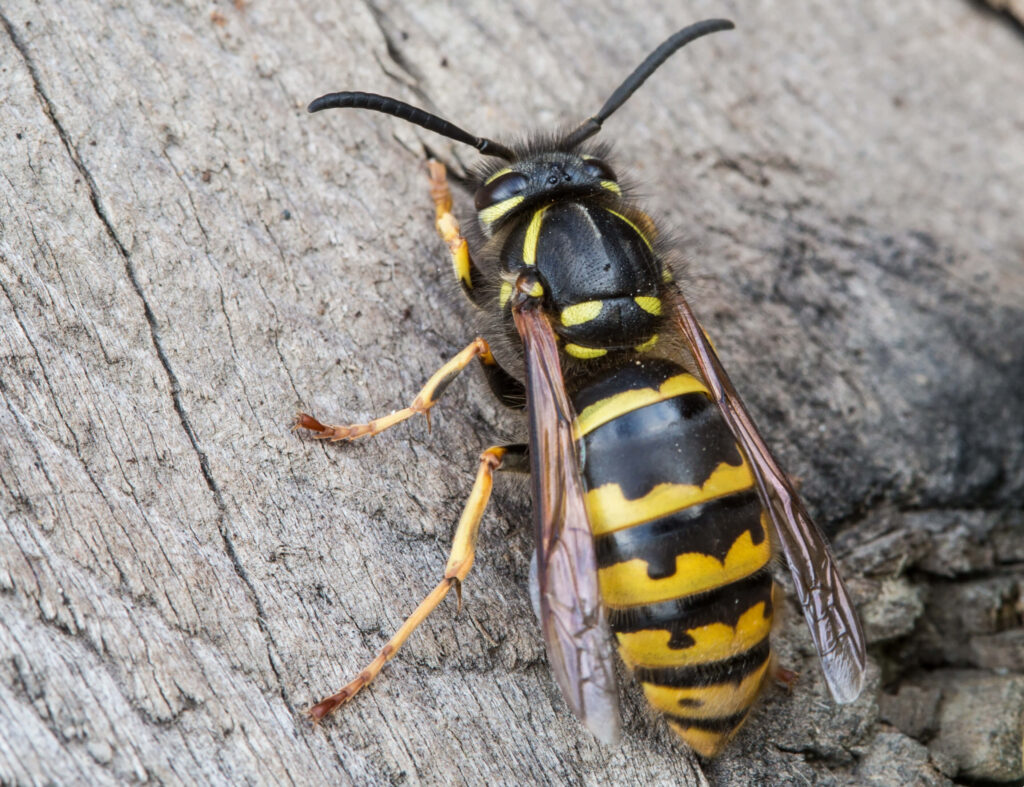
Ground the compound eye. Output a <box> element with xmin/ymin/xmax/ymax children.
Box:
<box><xmin>475</xmin><ymin>171</ymin><xmax>529</xmax><ymax>210</ymax></box>
<box><xmin>583</xmin><ymin>158</ymin><xmax>616</xmax><ymax>182</ymax></box>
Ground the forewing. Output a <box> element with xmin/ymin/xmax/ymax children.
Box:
<box><xmin>671</xmin><ymin>291</ymin><xmax>867</xmax><ymax>703</ymax></box>
<box><xmin>512</xmin><ymin>297</ymin><xmax>621</xmax><ymax>743</ymax></box>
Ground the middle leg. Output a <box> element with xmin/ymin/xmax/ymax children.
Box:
<box><xmin>295</xmin><ymin>337</ymin><xmax>494</xmax><ymax>441</ymax></box>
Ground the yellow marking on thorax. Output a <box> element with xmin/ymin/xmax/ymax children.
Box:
<box><xmin>560</xmin><ymin>300</ymin><xmax>603</xmax><ymax>327</ymax></box>
<box><xmin>634</xmin><ymin>335</ymin><xmax>659</xmax><ymax>353</ymax></box>
<box><xmin>565</xmin><ymin>343</ymin><xmax>607</xmax><ymax>359</ymax></box>
<box><xmin>478</xmin><ymin>195</ymin><xmax>524</xmax><ymax>225</ymax></box>
<box><xmin>634</xmin><ymin>296</ymin><xmax>662</xmax><ymax>315</ymax></box>
<box><xmin>645</xmin><ymin>658</ymin><xmax>769</xmax><ymax>720</ymax></box>
<box><xmin>598</xmin><ymin>523</ymin><xmax>770</xmax><ymax>605</ymax></box>
<box><xmin>605</xmin><ymin>208</ymin><xmax>653</xmax><ymax>251</ymax></box>
<box><xmin>600</xmin><ymin>180</ymin><xmax>621</xmax><ymax>194</ymax></box>
<box><xmin>574</xmin><ymin>373</ymin><xmax>710</xmax><ymax>440</ymax></box>
<box><xmin>586</xmin><ymin>460</ymin><xmax>755</xmax><ymax>535</ymax></box>
<box><xmin>522</xmin><ymin>206</ymin><xmax>549</xmax><ymax>265</ymax></box>
<box><xmin>616</xmin><ymin>602</ymin><xmax>772</xmax><ymax>668</ymax></box>
<box><xmin>498</xmin><ymin>281</ymin><xmax>513</xmax><ymax>308</ymax></box>
<box><xmin>484</xmin><ymin>167</ymin><xmax>512</xmax><ymax>185</ymax></box>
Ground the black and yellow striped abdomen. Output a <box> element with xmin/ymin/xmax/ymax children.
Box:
<box><xmin>571</xmin><ymin>358</ymin><xmax>774</xmax><ymax>757</ymax></box>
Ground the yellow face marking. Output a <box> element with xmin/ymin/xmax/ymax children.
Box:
<box><xmin>600</xmin><ymin>180</ymin><xmax>621</xmax><ymax>194</ymax></box>
<box><xmin>644</xmin><ymin>659</ymin><xmax>769</xmax><ymax>720</ymax></box>
<box><xmin>634</xmin><ymin>334</ymin><xmax>659</xmax><ymax>353</ymax></box>
<box><xmin>478</xmin><ymin>195</ymin><xmax>524</xmax><ymax>225</ymax></box>
<box><xmin>498</xmin><ymin>281</ymin><xmax>513</xmax><ymax>308</ymax></box>
<box><xmin>585</xmin><ymin>460</ymin><xmax>755</xmax><ymax>536</ymax></box>
<box><xmin>615</xmin><ymin>602</ymin><xmax>772</xmax><ymax>668</ymax></box>
<box><xmin>634</xmin><ymin>296</ymin><xmax>661</xmax><ymax>315</ymax></box>
<box><xmin>573</xmin><ymin>373</ymin><xmax>710</xmax><ymax>440</ymax></box>
<box><xmin>522</xmin><ymin>206</ymin><xmax>549</xmax><ymax>265</ymax></box>
<box><xmin>484</xmin><ymin>167</ymin><xmax>513</xmax><ymax>185</ymax></box>
<box><xmin>605</xmin><ymin>208</ymin><xmax>653</xmax><ymax>251</ymax></box>
<box><xmin>560</xmin><ymin>300</ymin><xmax>603</xmax><ymax>327</ymax></box>
<box><xmin>565</xmin><ymin>343</ymin><xmax>608</xmax><ymax>360</ymax></box>
<box><xmin>598</xmin><ymin>525</ymin><xmax>771</xmax><ymax>605</ymax></box>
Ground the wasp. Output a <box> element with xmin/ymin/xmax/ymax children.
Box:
<box><xmin>296</xmin><ymin>19</ymin><xmax>866</xmax><ymax>757</ymax></box>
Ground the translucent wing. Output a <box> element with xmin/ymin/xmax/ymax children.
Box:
<box><xmin>512</xmin><ymin>291</ymin><xmax>621</xmax><ymax>743</ymax></box>
<box><xmin>670</xmin><ymin>291</ymin><xmax>867</xmax><ymax>703</ymax></box>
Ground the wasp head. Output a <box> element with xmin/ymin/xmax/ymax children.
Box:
<box><xmin>474</xmin><ymin>152</ymin><xmax>619</xmax><ymax>231</ymax></box>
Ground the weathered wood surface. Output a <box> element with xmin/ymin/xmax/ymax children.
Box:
<box><xmin>2</xmin><ymin>1</ymin><xmax>1022</xmax><ymax>784</ymax></box>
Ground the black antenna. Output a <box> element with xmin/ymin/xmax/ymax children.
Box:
<box><xmin>563</xmin><ymin>19</ymin><xmax>734</xmax><ymax>149</ymax></box>
<box><xmin>308</xmin><ymin>92</ymin><xmax>515</xmax><ymax>161</ymax></box>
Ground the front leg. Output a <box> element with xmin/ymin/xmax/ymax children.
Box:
<box><xmin>429</xmin><ymin>159</ymin><xmax>487</xmax><ymax>305</ymax></box>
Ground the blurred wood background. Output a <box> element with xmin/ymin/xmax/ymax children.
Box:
<box><xmin>2</xmin><ymin>1</ymin><xmax>1022</xmax><ymax>783</ymax></box>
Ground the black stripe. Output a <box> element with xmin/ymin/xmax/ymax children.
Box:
<box><xmin>607</xmin><ymin>569</ymin><xmax>773</xmax><ymax>649</ymax></box>
<box><xmin>580</xmin><ymin>391</ymin><xmax>744</xmax><ymax>500</ymax></box>
<box><xmin>595</xmin><ymin>491</ymin><xmax>764</xmax><ymax>579</ymax></box>
<box><xmin>570</xmin><ymin>359</ymin><xmax>686</xmax><ymax>411</ymax></box>
<box><xmin>634</xmin><ymin>638</ymin><xmax>771</xmax><ymax>687</ymax></box>
<box><xmin>666</xmin><ymin>710</ymin><xmax>750</xmax><ymax>733</ymax></box>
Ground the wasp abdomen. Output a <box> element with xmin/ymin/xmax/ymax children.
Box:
<box><xmin>571</xmin><ymin>359</ymin><xmax>775</xmax><ymax>757</ymax></box>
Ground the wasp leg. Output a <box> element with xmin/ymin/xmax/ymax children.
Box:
<box><xmin>772</xmin><ymin>663</ymin><xmax>800</xmax><ymax>693</ymax></box>
<box><xmin>428</xmin><ymin>159</ymin><xmax>486</xmax><ymax>304</ymax></box>
<box><xmin>479</xmin><ymin>353</ymin><xmax>527</xmax><ymax>411</ymax></box>
<box><xmin>309</xmin><ymin>444</ymin><xmax>522</xmax><ymax>721</ymax></box>
<box><xmin>295</xmin><ymin>337</ymin><xmax>493</xmax><ymax>441</ymax></box>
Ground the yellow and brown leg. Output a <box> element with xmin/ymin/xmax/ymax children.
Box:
<box><xmin>295</xmin><ymin>337</ymin><xmax>493</xmax><ymax>441</ymax></box>
<box><xmin>428</xmin><ymin>159</ymin><xmax>486</xmax><ymax>304</ymax></box>
<box><xmin>308</xmin><ymin>444</ymin><xmax>523</xmax><ymax>721</ymax></box>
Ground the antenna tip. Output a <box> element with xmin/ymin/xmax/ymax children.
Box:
<box><xmin>307</xmin><ymin>95</ymin><xmax>330</xmax><ymax>114</ymax></box>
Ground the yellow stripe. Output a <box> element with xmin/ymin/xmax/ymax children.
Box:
<box><xmin>561</xmin><ymin>300</ymin><xmax>603</xmax><ymax>327</ymax></box>
<box><xmin>634</xmin><ymin>334</ymin><xmax>659</xmax><ymax>352</ymax></box>
<box><xmin>478</xmin><ymin>195</ymin><xmax>524</xmax><ymax>225</ymax></box>
<box><xmin>634</xmin><ymin>296</ymin><xmax>661</xmax><ymax>315</ymax></box>
<box><xmin>605</xmin><ymin>209</ymin><xmax>653</xmax><ymax>251</ymax></box>
<box><xmin>645</xmin><ymin>659</ymin><xmax>769</xmax><ymax>719</ymax></box>
<box><xmin>573</xmin><ymin>373</ymin><xmax>710</xmax><ymax>439</ymax></box>
<box><xmin>498</xmin><ymin>281</ymin><xmax>513</xmax><ymax>308</ymax></box>
<box><xmin>616</xmin><ymin>602</ymin><xmax>772</xmax><ymax>668</ymax></box>
<box><xmin>565</xmin><ymin>343</ymin><xmax>607</xmax><ymax>359</ymax></box>
<box><xmin>667</xmin><ymin>725</ymin><xmax>733</xmax><ymax>759</ymax></box>
<box><xmin>598</xmin><ymin>522</ymin><xmax>770</xmax><ymax>605</ymax></box>
<box><xmin>484</xmin><ymin>167</ymin><xmax>512</xmax><ymax>185</ymax></box>
<box><xmin>522</xmin><ymin>206</ymin><xmax>548</xmax><ymax>265</ymax></box>
<box><xmin>600</xmin><ymin>180</ymin><xmax>621</xmax><ymax>194</ymax></box>
<box><xmin>586</xmin><ymin>461</ymin><xmax>755</xmax><ymax>535</ymax></box>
